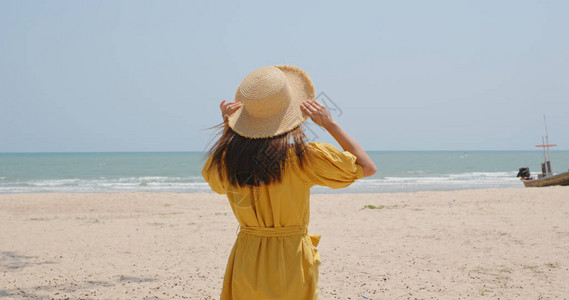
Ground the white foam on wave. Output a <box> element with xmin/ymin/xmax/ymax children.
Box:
<box><xmin>0</xmin><ymin>171</ymin><xmax>524</xmax><ymax>194</ymax></box>
<box><xmin>0</xmin><ymin>176</ymin><xmax>212</xmax><ymax>193</ymax></box>
<box><xmin>405</xmin><ymin>170</ymin><xmax>426</xmax><ymax>175</ymax></box>
<box><xmin>310</xmin><ymin>171</ymin><xmax>524</xmax><ymax>193</ymax></box>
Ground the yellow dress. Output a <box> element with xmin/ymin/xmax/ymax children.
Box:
<box><xmin>202</xmin><ymin>142</ymin><xmax>363</xmax><ymax>300</ymax></box>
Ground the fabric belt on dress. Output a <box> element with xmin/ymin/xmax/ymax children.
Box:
<box><xmin>239</xmin><ymin>225</ymin><xmax>307</xmax><ymax>237</ymax></box>
<box><xmin>238</xmin><ymin>225</ymin><xmax>321</xmax><ymax>247</ymax></box>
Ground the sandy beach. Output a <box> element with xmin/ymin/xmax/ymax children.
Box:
<box><xmin>1</xmin><ymin>188</ymin><xmax>568</xmax><ymax>299</ymax></box>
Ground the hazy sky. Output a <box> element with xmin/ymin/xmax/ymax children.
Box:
<box><xmin>1</xmin><ymin>1</ymin><xmax>568</xmax><ymax>152</ymax></box>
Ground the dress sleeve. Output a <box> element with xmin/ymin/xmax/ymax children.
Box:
<box><xmin>202</xmin><ymin>154</ymin><xmax>226</xmax><ymax>194</ymax></box>
<box><xmin>301</xmin><ymin>142</ymin><xmax>364</xmax><ymax>189</ymax></box>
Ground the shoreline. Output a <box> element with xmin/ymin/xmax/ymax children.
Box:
<box><xmin>1</xmin><ymin>187</ymin><xmax>568</xmax><ymax>298</ymax></box>
<box><xmin>0</xmin><ymin>184</ymin><xmax>527</xmax><ymax>195</ymax></box>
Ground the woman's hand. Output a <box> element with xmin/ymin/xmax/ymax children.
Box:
<box><xmin>220</xmin><ymin>100</ymin><xmax>242</xmax><ymax>124</ymax></box>
<box><xmin>301</xmin><ymin>100</ymin><xmax>377</xmax><ymax>177</ymax></box>
<box><xmin>300</xmin><ymin>100</ymin><xmax>335</xmax><ymax>129</ymax></box>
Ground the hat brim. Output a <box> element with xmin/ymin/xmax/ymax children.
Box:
<box><xmin>228</xmin><ymin>65</ymin><xmax>315</xmax><ymax>139</ymax></box>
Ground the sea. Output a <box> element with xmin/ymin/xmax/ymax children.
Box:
<box><xmin>1</xmin><ymin>151</ymin><xmax>569</xmax><ymax>194</ymax></box>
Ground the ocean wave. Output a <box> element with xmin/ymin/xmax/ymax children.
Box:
<box><xmin>0</xmin><ymin>176</ymin><xmax>212</xmax><ymax>193</ymax></box>
<box><xmin>309</xmin><ymin>171</ymin><xmax>524</xmax><ymax>193</ymax></box>
<box><xmin>0</xmin><ymin>171</ymin><xmax>526</xmax><ymax>194</ymax></box>
<box><xmin>404</xmin><ymin>170</ymin><xmax>426</xmax><ymax>175</ymax></box>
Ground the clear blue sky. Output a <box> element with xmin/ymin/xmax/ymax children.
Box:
<box><xmin>1</xmin><ymin>1</ymin><xmax>568</xmax><ymax>152</ymax></box>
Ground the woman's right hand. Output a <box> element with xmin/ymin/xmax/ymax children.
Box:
<box><xmin>300</xmin><ymin>100</ymin><xmax>336</xmax><ymax>129</ymax></box>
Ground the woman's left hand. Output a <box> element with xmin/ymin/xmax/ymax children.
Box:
<box><xmin>220</xmin><ymin>100</ymin><xmax>242</xmax><ymax>124</ymax></box>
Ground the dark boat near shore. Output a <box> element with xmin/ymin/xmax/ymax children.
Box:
<box><xmin>517</xmin><ymin>118</ymin><xmax>569</xmax><ymax>188</ymax></box>
<box><xmin>518</xmin><ymin>168</ymin><xmax>569</xmax><ymax>187</ymax></box>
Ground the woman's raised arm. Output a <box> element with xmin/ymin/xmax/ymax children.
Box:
<box><xmin>300</xmin><ymin>100</ymin><xmax>377</xmax><ymax>177</ymax></box>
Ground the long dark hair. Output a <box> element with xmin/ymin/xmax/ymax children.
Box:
<box><xmin>206</xmin><ymin>124</ymin><xmax>308</xmax><ymax>187</ymax></box>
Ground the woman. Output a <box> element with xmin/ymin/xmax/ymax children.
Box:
<box><xmin>202</xmin><ymin>65</ymin><xmax>377</xmax><ymax>299</ymax></box>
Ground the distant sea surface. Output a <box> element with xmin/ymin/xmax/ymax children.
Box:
<box><xmin>1</xmin><ymin>151</ymin><xmax>569</xmax><ymax>194</ymax></box>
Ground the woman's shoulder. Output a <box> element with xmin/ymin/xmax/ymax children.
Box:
<box><xmin>286</xmin><ymin>142</ymin><xmax>336</xmax><ymax>160</ymax></box>
<box><xmin>305</xmin><ymin>142</ymin><xmax>353</xmax><ymax>160</ymax></box>
<box><xmin>287</xmin><ymin>142</ymin><xmax>363</xmax><ymax>188</ymax></box>
<box><xmin>288</xmin><ymin>142</ymin><xmax>357</xmax><ymax>168</ymax></box>
<box><xmin>305</xmin><ymin>142</ymin><xmax>338</xmax><ymax>152</ymax></box>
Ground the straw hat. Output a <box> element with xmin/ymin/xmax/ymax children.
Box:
<box><xmin>227</xmin><ymin>65</ymin><xmax>315</xmax><ymax>138</ymax></box>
